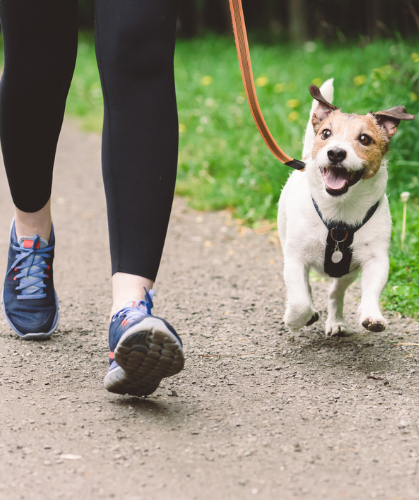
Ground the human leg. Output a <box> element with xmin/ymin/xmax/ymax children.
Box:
<box><xmin>95</xmin><ymin>0</ymin><xmax>180</xmax><ymax>308</ymax></box>
<box><xmin>0</xmin><ymin>0</ymin><xmax>78</xmax><ymax>338</ymax></box>
<box><xmin>95</xmin><ymin>0</ymin><xmax>184</xmax><ymax>395</ymax></box>
<box><xmin>0</xmin><ymin>0</ymin><xmax>78</xmax><ymax>213</ymax></box>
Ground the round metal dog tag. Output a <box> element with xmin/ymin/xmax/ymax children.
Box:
<box><xmin>332</xmin><ymin>250</ymin><xmax>343</xmax><ymax>263</ymax></box>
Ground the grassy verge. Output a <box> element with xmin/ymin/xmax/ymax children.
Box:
<box><xmin>13</xmin><ymin>34</ymin><xmax>419</xmax><ymax>317</ymax></box>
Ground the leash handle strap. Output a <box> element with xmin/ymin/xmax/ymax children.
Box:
<box><xmin>228</xmin><ymin>0</ymin><xmax>305</xmax><ymax>170</ymax></box>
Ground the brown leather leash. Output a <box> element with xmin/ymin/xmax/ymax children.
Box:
<box><xmin>228</xmin><ymin>0</ymin><xmax>305</xmax><ymax>170</ymax></box>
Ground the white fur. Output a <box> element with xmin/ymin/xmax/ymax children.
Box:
<box><xmin>278</xmin><ymin>79</ymin><xmax>391</xmax><ymax>335</ymax></box>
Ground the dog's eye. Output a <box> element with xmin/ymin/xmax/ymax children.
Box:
<box><xmin>359</xmin><ymin>134</ymin><xmax>373</xmax><ymax>146</ymax></box>
<box><xmin>321</xmin><ymin>129</ymin><xmax>331</xmax><ymax>140</ymax></box>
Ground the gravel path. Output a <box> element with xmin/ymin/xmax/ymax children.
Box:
<box><xmin>0</xmin><ymin>121</ymin><xmax>418</xmax><ymax>500</ymax></box>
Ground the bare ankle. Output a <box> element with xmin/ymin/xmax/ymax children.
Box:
<box><xmin>111</xmin><ymin>272</ymin><xmax>154</xmax><ymax>317</ymax></box>
<box><xmin>15</xmin><ymin>199</ymin><xmax>52</xmax><ymax>241</ymax></box>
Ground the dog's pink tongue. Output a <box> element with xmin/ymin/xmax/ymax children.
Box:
<box><xmin>323</xmin><ymin>167</ymin><xmax>350</xmax><ymax>190</ymax></box>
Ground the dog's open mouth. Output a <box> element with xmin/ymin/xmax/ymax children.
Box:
<box><xmin>321</xmin><ymin>166</ymin><xmax>363</xmax><ymax>196</ymax></box>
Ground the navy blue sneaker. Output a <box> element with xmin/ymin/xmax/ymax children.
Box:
<box><xmin>2</xmin><ymin>221</ymin><xmax>59</xmax><ymax>340</ymax></box>
<box><xmin>104</xmin><ymin>290</ymin><xmax>185</xmax><ymax>396</ymax></box>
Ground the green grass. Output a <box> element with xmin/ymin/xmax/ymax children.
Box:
<box><xmin>22</xmin><ymin>34</ymin><xmax>419</xmax><ymax>317</ymax></box>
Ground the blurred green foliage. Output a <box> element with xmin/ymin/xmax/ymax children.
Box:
<box><xmin>383</xmin><ymin>202</ymin><xmax>419</xmax><ymax>318</ymax></box>
<box><xmin>65</xmin><ymin>33</ymin><xmax>103</xmax><ymax>131</ymax></box>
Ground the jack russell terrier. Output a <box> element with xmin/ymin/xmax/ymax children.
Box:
<box><xmin>278</xmin><ymin>79</ymin><xmax>414</xmax><ymax>336</ymax></box>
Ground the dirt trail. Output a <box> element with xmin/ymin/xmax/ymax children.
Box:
<box><xmin>0</xmin><ymin>121</ymin><xmax>418</xmax><ymax>500</ymax></box>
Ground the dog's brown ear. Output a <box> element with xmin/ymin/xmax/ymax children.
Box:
<box><xmin>373</xmin><ymin>106</ymin><xmax>415</xmax><ymax>140</ymax></box>
<box><xmin>309</xmin><ymin>84</ymin><xmax>338</xmax><ymax>129</ymax></box>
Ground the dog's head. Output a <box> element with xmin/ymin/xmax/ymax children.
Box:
<box><xmin>307</xmin><ymin>84</ymin><xmax>414</xmax><ymax>197</ymax></box>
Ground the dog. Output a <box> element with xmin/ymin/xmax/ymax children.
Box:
<box><xmin>278</xmin><ymin>79</ymin><xmax>414</xmax><ymax>336</ymax></box>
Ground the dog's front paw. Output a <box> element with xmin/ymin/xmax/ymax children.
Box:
<box><xmin>325</xmin><ymin>318</ymin><xmax>349</xmax><ymax>337</ymax></box>
<box><xmin>285</xmin><ymin>305</ymin><xmax>318</xmax><ymax>332</ymax></box>
<box><xmin>361</xmin><ymin>316</ymin><xmax>387</xmax><ymax>333</ymax></box>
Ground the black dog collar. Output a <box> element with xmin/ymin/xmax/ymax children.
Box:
<box><xmin>312</xmin><ymin>198</ymin><xmax>379</xmax><ymax>278</ymax></box>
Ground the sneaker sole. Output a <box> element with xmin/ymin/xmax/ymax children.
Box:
<box><xmin>104</xmin><ymin>317</ymin><xmax>185</xmax><ymax>397</ymax></box>
<box><xmin>1</xmin><ymin>289</ymin><xmax>59</xmax><ymax>340</ymax></box>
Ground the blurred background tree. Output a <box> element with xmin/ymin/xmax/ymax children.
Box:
<box><xmin>78</xmin><ymin>0</ymin><xmax>419</xmax><ymax>41</ymax></box>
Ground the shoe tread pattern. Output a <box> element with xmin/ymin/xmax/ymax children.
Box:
<box><xmin>105</xmin><ymin>319</ymin><xmax>184</xmax><ymax>396</ymax></box>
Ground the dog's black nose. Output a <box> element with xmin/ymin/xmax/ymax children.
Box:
<box><xmin>327</xmin><ymin>148</ymin><xmax>347</xmax><ymax>164</ymax></box>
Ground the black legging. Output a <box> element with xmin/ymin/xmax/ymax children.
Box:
<box><xmin>0</xmin><ymin>0</ymin><xmax>180</xmax><ymax>282</ymax></box>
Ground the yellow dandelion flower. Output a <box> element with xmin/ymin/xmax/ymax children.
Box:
<box><xmin>179</xmin><ymin>124</ymin><xmax>186</xmax><ymax>133</ymax></box>
<box><xmin>288</xmin><ymin>111</ymin><xmax>299</xmax><ymax>122</ymax></box>
<box><xmin>256</xmin><ymin>76</ymin><xmax>269</xmax><ymax>87</ymax></box>
<box><xmin>286</xmin><ymin>99</ymin><xmax>300</xmax><ymax>108</ymax></box>
<box><xmin>201</xmin><ymin>76</ymin><xmax>213</xmax><ymax>86</ymax></box>
<box><xmin>412</xmin><ymin>53</ymin><xmax>419</xmax><ymax>63</ymax></box>
<box><xmin>274</xmin><ymin>83</ymin><xmax>285</xmax><ymax>93</ymax></box>
<box><xmin>353</xmin><ymin>75</ymin><xmax>367</xmax><ymax>86</ymax></box>
<box><xmin>410</xmin><ymin>92</ymin><xmax>418</xmax><ymax>102</ymax></box>
<box><xmin>312</xmin><ymin>77</ymin><xmax>323</xmax><ymax>87</ymax></box>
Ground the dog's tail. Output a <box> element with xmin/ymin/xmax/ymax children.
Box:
<box><xmin>302</xmin><ymin>78</ymin><xmax>334</xmax><ymax>161</ymax></box>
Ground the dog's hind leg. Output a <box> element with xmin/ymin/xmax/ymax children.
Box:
<box><xmin>283</xmin><ymin>260</ymin><xmax>318</xmax><ymax>331</ymax></box>
<box><xmin>325</xmin><ymin>270</ymin><xmax>359</xmax><ymax>337</ymax></box>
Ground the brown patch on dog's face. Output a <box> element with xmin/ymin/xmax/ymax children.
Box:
<box><xmin>345</xmin><ymin>113</ymin><xmax>388</xmax><ymax>179</ymax></box>
<box><xmin>312</xmin><ymin>110</ymin><xmax>390</xmax><ymax>179</ymax></box>
<box><xmin>308</xmin><ymin>85</ymin><xmax>415</xmax><ymax>188</ymax></box>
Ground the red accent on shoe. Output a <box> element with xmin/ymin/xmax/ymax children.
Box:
<box><xmin>23</xmin><ymin>240</ymin><xmax>40</xmax><ymax>249</ymax></box>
